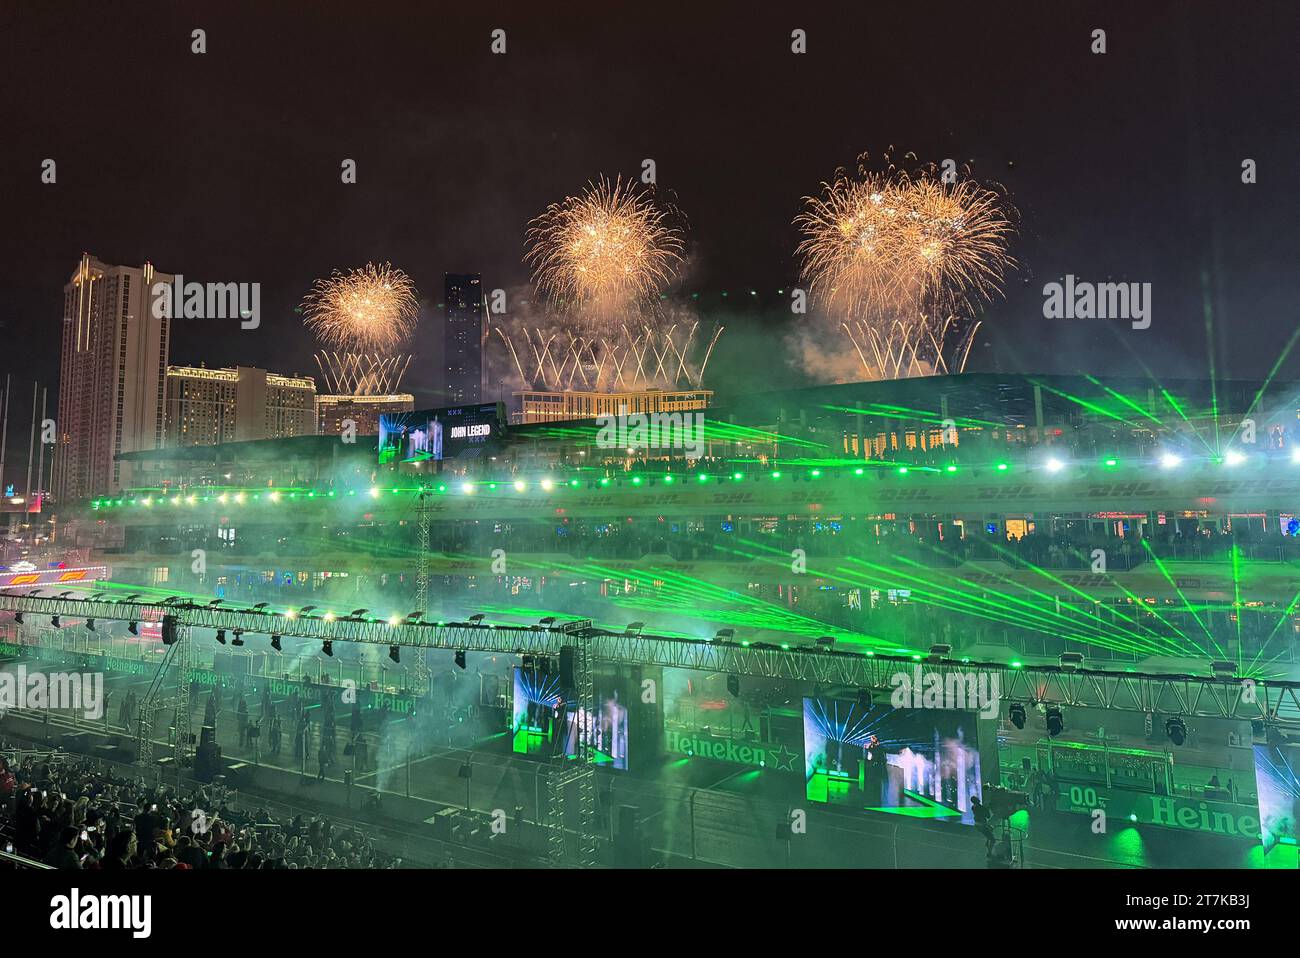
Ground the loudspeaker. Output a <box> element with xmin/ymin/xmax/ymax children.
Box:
<box><xmin>559</xmin><ymin>646</ymin><xmax>576</xmax><ymax>688</ymax></box>
<box><xmin>431</xmin><ymin>807</ymin><xmax>459</xmax><ymax>842</ymax></box>
<box><xmin>613</xmin><ymin>804</ymin><xmax>644</xmax><ymax>866</ymax></box>
<box><xmin>614</xmin><ymin>804</ymin><xmax>640</xmax><ymax>839</ymax></box>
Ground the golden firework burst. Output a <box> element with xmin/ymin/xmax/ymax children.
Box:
<box><xmin>525</xmin><ymin>177</ymin><xmax>684</xmax><ymax>321</ymax></box>
<box><xmin>303</xmin><ymin>262</ymin><xmax>418</xmax><ymax>352</ymax></box>
<box><xmin>796</xmin><ymin>156</ymin><xmax>1014</xmax><ymax>322</ymax></box>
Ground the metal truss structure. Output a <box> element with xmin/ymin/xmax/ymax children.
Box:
<box><xmin>5</xmin><ymin>589</ymin><xmax>1299</xmax><ymax>863</ymax></box>
<box><xmin>545</xmin><ymin>628</ymin><xmax>599</xmax><ymax>866</ymax></box>
<box><xmin>409</xmin><ymin>487</ymin><xmax>434</xmax><ymax>697</ymax></box>
<box><xmin>3</xmin><ymin>590</ymin><xmax>1298</xmax><ymax>724</ymax></box>
<box><xmin>134</xmin><ymin>619</ymin><xmax>193</xmax><ymax>781</ymax></box>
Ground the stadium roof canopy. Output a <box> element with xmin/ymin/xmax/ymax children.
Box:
<box><xmin>115</xmin><ymin>372</ymin><xmax>1300</xmax><ymax>466</ymax></box>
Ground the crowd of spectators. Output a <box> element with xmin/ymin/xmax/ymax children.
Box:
<box><xmin>0</xmin><ymin>746</ymin><xmax>400</xmax><ymax>869</ymax></box>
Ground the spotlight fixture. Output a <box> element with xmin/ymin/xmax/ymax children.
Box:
<box><xmin>726</xmin><ymin>674</ymin><xmax>740</xmax><ymax>697</ymax></box>
<box><xmin>251</xmin><ymin>603</ymin><xmax>269</xmax><ymax>612</ymax></box>
<box><xmin>1224</xmin><ymin>449</ymin><xmax>1246</xmax><ymax>467</ymax></box>
<box><xmin>1044</xmin><ymin>457</ymin><xmax>1065</xmax><ymax>473</ymax></box>
<box><xmin>299</xmin><ymin>605</ymin><xmax>317</xmax><ymax>615</ymax></box>
<box><xmin>538</xmin><ymin>616</ymin><xmax>557</xmax><ymax>627</ymax></box>
<box><xmin>1210</xmin><ymin>660</ymin><xmax>1237</xmax><ymax>679</ymax></box>
<box><xmin>14</xmin><ymin>612</ymin><xmax>22</xmax><ymax>625</ymax></box>
<box><xmin>857</xmin><ymin>688</ymin><xmax>873</xmax><ymax>709</ymax></box>
<box><xmin>1009</xmin><ymin>702</ymin><xmax>1027</xmax><ymax>729</ymax></box>
<box><xmin>624</xmin><ymin>621</ymin><xmax>645</xmax><ymax>637</ymax></box>
<box><xmin>350</xmin><ymin>608</ymin><xmax>369</xmax><ymax>618</ymax></box>
<box><xmin>231</xmin><ymin>630</ymin><xmax>244</xmax><ymax>647</ymax></box>
<box><xmin>1059</xmin><ymin>651</ymin><xmax>1084</xmax><ymax>671</ymax></box>
<box><xmin>927</xmin><ymin>643</ymin><xmax>951</xmax><ymax>662</ymax></box>
<box><xmin>712</xmin><ymin>628</ymin><xmax>736</xmax><ymax>643</ymax></box>
<box><xmin>51</xmin><ymin>615</ymin><xmax>61</xmax><ymax>628</ymax></box>
<box><xmin>215</xmin><ymin>629</ymin><xmax>227</xmax><ymax>645</ymax></box>
<box><xmin>454</xmin><ymin>649</ymin><xmax>467</xmax><ymax>670</ymax></box>
<box><xmin>561</xmin><ymin>618</ymin><xmax>594</xmax><ymax>635</ymax></box>
<box><xmin>1165</xmin><ymin>716</ymin><xmax>1187</xmax><ymax>746</ymax></box>
<box><xmin>270</xmin><ymin>635</ymin><xmax>282</xmax><ymax>652</ymax></box>
<box><xmin>815</xmin><ymin>635</ymin><xmax>836</xmax><ymax>649</ymax></box>
<box><xmin>389</xmin><ymin>645</ymin><xmax>400</xmax><ymax>664</ymax></box>
<box><xmin>1045</xmin><ymin>705</ymin><xmax>1064</xmax><ymax>737</ymax></box>
<box><xmin>127</xmin><ymin>621</ymin><xmax>138</xmax><ymax>635</ymax></box>
<box><xmin>467</xmin><ymin>613</ymin><xmax>485</xmax><ymax>624</ymax></box>
<box><xmin>85</xmin><ymin>619</ymin><xmax>96</xmax><ymax>631</ymax></box>
<box><xmin>322</xmin><ymin>640</ymin><xmax>333</xmax><ymax>657</ymax></box>
<box><xmin>208</xmin><ymin>598</ymin><xmax>223</xmax><ymax>607</ymax></box>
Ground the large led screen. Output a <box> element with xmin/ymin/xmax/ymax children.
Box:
<box><xmin>379</xmin><ymin>402</ymin><xmax>504</xmax><ymax>464</ymax></box>
<box><xmin>803</xmin><ymin>697</ymin><xmax>981</xmax><ymax>823</ymax></box>
<box><xmin>1253</xmin><ymin>741</ymin><xmax>1300</xmax><ymax>851</ymax></box>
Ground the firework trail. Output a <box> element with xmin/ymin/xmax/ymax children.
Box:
<box><xmin>492</xmin><ymin>320</ymin><xmax>723</xmax><ymax>392</ymax></box>
<box><xmin>525</xmin><ymin>176</ymin><xmax>685</xmax><ymax>325</ymax></box>
<box><xmin>795</xmin><ymin>153</ymin><xmax>1014</xmax><ymax>380</ymax></box>
<box><xmin>313</xmin><ymin>352</ymin><xmax>412</xmax><ymax>395</ymax></box>
<box><xmin>493</xmin><ymin>176</ymin><xmax>716</xmax><ymax>393</ymax></box>
<box><xmin>303</xmin><ymin>262</ymin><xmax>419</xmax><ymax>352</ymax></box>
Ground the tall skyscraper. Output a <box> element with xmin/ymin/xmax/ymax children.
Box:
<box><xmin>444</xmin><ymin>273</ymin><xmax>484</xmax><ymax>405</ymax></box>
<box><xmin>54</xmin><ymin>254</ymin><xmax>174</xmax><ymax>500</ymax></box>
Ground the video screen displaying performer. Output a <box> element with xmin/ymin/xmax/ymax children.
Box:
<box><xmin>1253</xmin><ymin>741</ymin><xmax>1300</xmax><ymax>851</ymax></box>
<box><xmin>511</xmin><ymin>666</ymin><xmax>628</xmax><ymax>770</ymax></box>
<box><xmin>379</xmin><ymin>403</ymin><xmax>503</xmax><ymax>464</ymax></box>
<box><xmin>803</xmin><ymin>697</ymin><xmax>980</xmax><ymax>824</ymax></box>
<box><xmin>560</xmin><ymin>688</ymin><xmax>628</xmax><ymax>770</ymax></box>
<box><xmin>378</xmin><ymin>410</ymin><xmax>442</xmax><ymax>463</ymax></box>
<box><xmin>511</xmin><ymin>666</ymin><xmax>563</xmax><ymax>756</ymax></box>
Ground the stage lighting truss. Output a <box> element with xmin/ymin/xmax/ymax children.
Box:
<box><xmin>1</xmin><ymin>592</ymin><xmax>1299</xmax><ymax>722</ymax></box>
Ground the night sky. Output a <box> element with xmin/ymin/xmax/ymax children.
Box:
<box><xmin>2</xmin><ymin>1</ymin><xmax>1298</xmax><ymax>456</ymax></box>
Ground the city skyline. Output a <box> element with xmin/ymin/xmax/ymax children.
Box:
<box><xmin>3</xmin><ymin>4</ymin><xmax>1297</xmax><ymax>410</ymax></box>
<box><xmin>2</xmin><ymin>1</ymin><xmax>1300</xmax><ymax>895</ymax></box>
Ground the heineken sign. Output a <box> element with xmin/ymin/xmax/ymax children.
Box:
<box><xmin>1</xmin><ymin>643</ymin><xmax>150</xmax><ymax>677</ymax></box>
<box><xmin>1058</xmin><ymin>785</ymin><xmax>1260</xmax><ymax>840</ymax></box>
<box><xmin>664</xmin><ymin>729</ymin><xmax>799</xmax><ymax>771</ymax></box>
